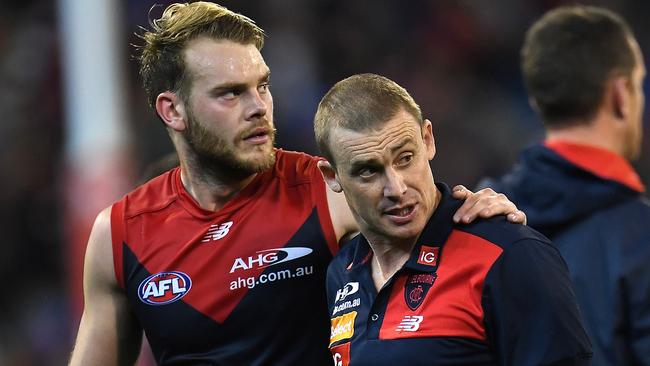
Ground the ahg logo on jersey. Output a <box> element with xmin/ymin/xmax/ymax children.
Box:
<box><xmin>229</xmin><ymin>247</ymin><xmax>313</xmax><ymax>273</ymax></box>
<box><xmin>202</xmin><ymin>221</ymin><xmax>233</xmax><ymax>242</ymax></box>
<box><xmin>138</xmin><ymin>271</ymin><xmax>192</xmax><ymax>305</ymax></box>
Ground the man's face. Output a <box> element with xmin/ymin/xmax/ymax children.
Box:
<box><xmin>327</xmin><ymin>109</ymin><xmax>438</xmax><ymax>243</ymax></box>
<box><xmin>624</xmin><ymin>36</ymin><xmax>646</xmax><ymax>160</ymax></box>
<box><xmin>182</xmin><ymin>38</ymin><xmax>276</xmax><ymax>173</ymax></box>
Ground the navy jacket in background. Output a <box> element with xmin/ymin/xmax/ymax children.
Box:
<box><xmin>479</xmin><ymin>142</ymin><xmax>650</xmax><ymax>366</ymax></box>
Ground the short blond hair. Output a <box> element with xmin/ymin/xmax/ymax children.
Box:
<box><xmin>314</xmin><ymin>73</ymin><xmax>423</xmax><ymax>165</ymax></box>
<box><xmin>137</xmin><ymin>2</ymin><xmax>265</xmax><ymax>110</ymax></box>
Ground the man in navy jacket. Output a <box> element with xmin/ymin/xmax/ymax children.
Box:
<box><xmin>480</xmin><ymin>6</ymin><xmax>650</xmax><ymax>365</ymax></box>
<box><xmin>315</xmin><ymin>73</ymin><xmax>592</xmax><ymax>365</ymax></box>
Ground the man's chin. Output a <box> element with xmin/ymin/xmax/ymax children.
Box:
<box><xmin>237</xmin><ymin>150</ymin><xmax>276</xmax><ymax>173</ymax></box>
<box><xmin>381</xmin><ymin>220</ymin><xmax>426</xmax><ymax>241</ymax></box>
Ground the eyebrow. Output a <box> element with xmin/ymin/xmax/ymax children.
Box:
<box><xmin>210</xmin><ymin>70</ymin><xmax>271</xmax><ymax>94</ymax></box>
<box><xmin>389</xmin><ymin>136</ymin><xmax>415</xmax><ymax>153</ymax></box>
<box><xmin>347</xmin><ymin>136</ymin><xmax>416</xmax><ymax>169</ymax></box>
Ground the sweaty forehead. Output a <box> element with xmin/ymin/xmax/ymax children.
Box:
<box><xmin>331</xmin><ymin>115</ymin><xmax>421</xmax><ymax>164</ymax></box>
<box><xmin>184</xmin><ymin>38</ymin><xmax>268</xmax><ymax>84</ymax></box>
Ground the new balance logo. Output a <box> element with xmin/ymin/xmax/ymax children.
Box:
<box><xmin>202</xmin><ymin>221</ymin><xmax>233</xmax><ymax>242</ymax></box>
<box><xmin>396</xmin><ymin>315</ymin><xmax>423</xmax><ymax>332</ymax></box>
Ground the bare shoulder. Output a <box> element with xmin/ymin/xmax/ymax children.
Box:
<box><xmin>325</xmin><ymin>187</ymin><xmax>359</xmax><ymax>243</ymax></box>
<box><xmin>85</xmin><ymin>206</ymin><xmax>116</xmax><ymax>287</ymax></box>
<box><xmin>69</xmin><ymin>206</ymin><xmax>141</xmax><ymax>366</ymax></box>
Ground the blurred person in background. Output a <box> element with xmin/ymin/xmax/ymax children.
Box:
<box><xmin>480</xmin><ymin>6</ymin><xmax>650</xmax><ymax>365</ymax></box>
<box><xmin>316</xmin><ymin>73</ymin><xmax>592</xmax><ymax>365</ymax></box>
<box><xmin>68</xmin><ymin>2</ymin><xmax>525</xmax><ymax>365</ymax></box>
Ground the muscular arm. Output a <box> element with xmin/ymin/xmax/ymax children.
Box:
<box><xmin>69</xmin><ymin>207</ymin><xmax>142</xmax><ymax>366</ymax></box>
<box><xmin>325</xmin><ymin>187</ymin><xmax>359</xmax><ymax>244</ymax></box>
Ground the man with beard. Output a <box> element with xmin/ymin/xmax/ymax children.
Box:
<box><xmin>479</xmin><ymin>6</ymin><xmax>650</xmax><ymax>365</ymax></box>
<box><xmin>316</xmin><ymin>73</ymin><xmax>592</xmax><ymax>365</ymax></box>
<box><xmin>68</xmin><ymin>3</ymin><xmax>525</xmax><ymax>365</ymax></box>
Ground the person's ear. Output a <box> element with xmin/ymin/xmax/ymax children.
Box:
<box><xmin>155</xmin><ymin>91</ymin><xmax>188</xmax><ymax>131</ymax></box>
<box><xmin>611</xmin><ymin>76</ymin><xmax>631</xmax><ymax>120</ymax></box>
<box><xmin>422</xmin><ymin>119</ymin><xmax>436</xmax><ymax>160</ymax></box>
<box><xmin>317</xmin><ymin>160</ymin><xmax>343</xmax><ymax>193</ymax></box>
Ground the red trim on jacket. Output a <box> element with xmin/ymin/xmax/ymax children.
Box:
<box><xmin>378</xmin><ymin>229</ymin><xmax>503</xmax><ymax>341</ymax></box>
<box><xmin>544</xmin><ymin>140</ymin><xmax>645</xmax><ymax>193</ymax></box>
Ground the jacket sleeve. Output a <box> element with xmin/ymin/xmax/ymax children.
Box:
<box><xmin>482</xmin><ymin>238</ymin><xmax>593</xmax><ymax>366</ymax></box>
<box><xmin>620</xmin><ymin>225</ymin><xmax>650</xmax><ymax>365</ymax></box>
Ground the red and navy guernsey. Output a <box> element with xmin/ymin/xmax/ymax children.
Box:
<box><xmin>111</xmin><ymin>149</ymin><xmax>338</xmax><ymax>365</ymax></box>
<box><xmin>326</xmin><ymin>183</ymin><xmax>592</xmax><ymax>366</ymax></box>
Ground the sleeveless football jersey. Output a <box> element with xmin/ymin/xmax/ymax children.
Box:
<box><xmin>111</xmin><ymin>149</ymin><xmax>338</xmax><ymax>365</ymax></box>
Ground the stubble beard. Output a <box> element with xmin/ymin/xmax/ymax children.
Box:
<box><xmin>184</xmin><ymin>112</ymin><xmax>277</xmax><ymax>177</ymax></box>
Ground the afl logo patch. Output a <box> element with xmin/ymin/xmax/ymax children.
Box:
<box><xmin>138</xmin><ymin>271</ymin><xmax>192</xmax><ymax>306</ymax></box>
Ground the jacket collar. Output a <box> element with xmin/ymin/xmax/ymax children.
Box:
<box><xmin>544</xmin><ymin>140</ymin><xmax>644</xmax><ymax>193</ymax></box>
<box><xmin>347</xmin><ymin>183</ymin><xmax>461</xmax><ymax>274</ymax></box>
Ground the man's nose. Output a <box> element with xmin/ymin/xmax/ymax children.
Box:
<box><xmin>383</xmin><ymin>167</ymin><xmax>407</xmax><ymax>198</ymax></box>
<box><xmin>244</xmin><ymin>89</ymin><xmax>268</xmax><ymax>120</ymax></box>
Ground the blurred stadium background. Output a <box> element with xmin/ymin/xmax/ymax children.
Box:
<box><xmin>1</xmin><ymin>0</ymin><xmax>649</xmax><ymax>364</ymax></box>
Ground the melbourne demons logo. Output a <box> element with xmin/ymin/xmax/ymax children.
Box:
<box><xmin>404</xmin><ymin>273</ymin><xmax>437</xmax><ymax>310</ymax></box>
<box><xmin>138</xmin><ymin>271</ymin><xmax>192</xmax><ymax>305</ymax></box>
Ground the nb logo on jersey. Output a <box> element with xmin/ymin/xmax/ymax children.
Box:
<box><xmin>396</xmin><ymin>315</ymin><xmax>423</xmax><ymax>332</ymax></box>
<box><xmin>335</xmin><ymin>282</ymin><xmax>359</xmax><ymax>302</ymax></box>
<box><xmin>202</xmin><ymin>221</ymin><xmax>233</xmax><ymax>242</ymax></box>
<box><xmin>138</xmin><ymin>271</ymin><xmax>192</xmax><ymax>306</ymax></box>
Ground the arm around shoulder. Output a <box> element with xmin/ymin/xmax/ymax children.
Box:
<box><xmin>69</xmin><ymin>206</ymin><xmax>142</xmax><ymax>366</ymax></box>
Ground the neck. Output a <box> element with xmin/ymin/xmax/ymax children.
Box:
<box><xmin>178</xmin><ymin>149</ymin><xmax>259</xmax><ymax>212</ymax></box>
<box><xmin>361</xmin><ymin>184</ymin><xmax>442</xmax><ymax>290</ymax></box>
<box><xmin>367</xmin><ymin>185</ymin><xmax>441</xmax><ymax>290</ymax></box>
<box><xmin>369</xmin><ymin>240</ymin><xmax>414</xmax><ymax>290</ymax></box>
<box><xmin>545</xmin><ymin>116</ymin><xmax>624</xmax><ymax>157</ymax></box>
